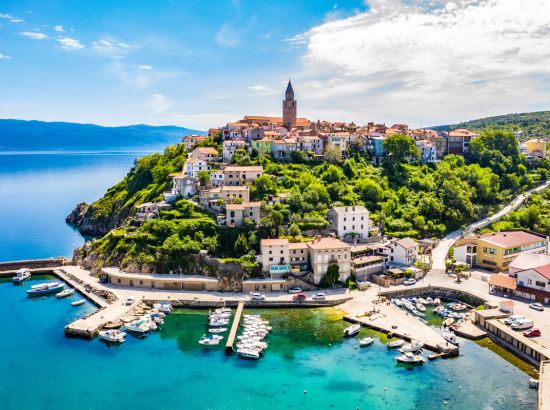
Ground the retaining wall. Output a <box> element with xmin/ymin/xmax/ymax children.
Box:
<box><xmin>381</xmin><ymin>286</ymin><xmax>487</xmax><ymax>307</ymax></box>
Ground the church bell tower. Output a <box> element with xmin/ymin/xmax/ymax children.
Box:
<box><xmin>282</xmin><ymin>79</ymin><xmax>297</xmax><ymax>129</ymax></box>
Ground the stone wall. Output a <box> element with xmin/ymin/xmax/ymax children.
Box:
<box><xmin>0</xmin><ymin>258</ymin><xmax>69</xmax><ymax>272</ymax></box>
<box><xmin>381</xmin><ymin>286</ymin><xmax>486</xmax><ymax>307</ymax></box>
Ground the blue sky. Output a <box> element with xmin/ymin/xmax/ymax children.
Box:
<box><xmin>1</xmin><ymin>1</ymin><xmax>550</xmax><ymax>130</ymax></box>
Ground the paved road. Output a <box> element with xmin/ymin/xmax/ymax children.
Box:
<box><xmin>429</xmin><ymin>180</ymin><xmax>550</xmax><ymax>275</ymax></box>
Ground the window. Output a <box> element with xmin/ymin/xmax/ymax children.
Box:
<box><xmin>527</xmin><ymin>279</ymin><xmax>532</xmax><ymax>285</ymax></box>
<box><xmin>536</xmin><ymin>281</ymin><xmax>546</xmax><ymax>288</ymax></box>
<box><xmin>269</xmin><ymin>257</ymin><xmax>273</xmax><ymax>262</ymax></box>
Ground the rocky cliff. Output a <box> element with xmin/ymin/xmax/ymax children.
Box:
<box><xmin>66</xmin><ymin>202</ymin><xmax>130</xmax><ymax>236</ymax></box>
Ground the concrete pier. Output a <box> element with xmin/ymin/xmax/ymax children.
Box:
<box><xmin>226</xmin><ymin>301</ymin><xmax>244</xmax><ymax>352</ymax></box>
<box><xmin>539</xmin><ymin>360</ymin><xmax>550</xmax><ymax>410</ymax></box>
<box><xmin>64</xmin><ymin>301</ymin><xmax>136</xmax><ymax>338</ymax></box>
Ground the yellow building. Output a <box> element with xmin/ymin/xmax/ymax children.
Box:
<box><xmin>524</xmin><ymin>139</ymin><xmax>548</xmax><ymax>159</ymax></box>
<box><xmin>454</xmin><ymin>230</ymin><xmax>548</xmax><ymax>271</ymax></box>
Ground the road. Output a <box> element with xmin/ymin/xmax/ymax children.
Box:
<box><xmin>429</xmin><ymin>180</ymin><xmax>550</xmax><ymax>275</ymax></box>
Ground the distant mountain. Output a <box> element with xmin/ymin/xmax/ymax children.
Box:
<box><xmin>0</xmin><ymin>119</ymin><xmax>205</xmax><ymax>152</ymax></box>
<box><xmin>433</xmin><ymin>111</ymin><xmax>550</xmax><ymax>140</ymax></box>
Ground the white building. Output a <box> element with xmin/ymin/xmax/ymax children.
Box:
<box><xmin>307</xmin><ymin>236</ymin><xmax>352</xmax><ymax>284</ymax></box>
<box><xmin>222</xmin><ymin>140</ymin><xmax>247</xmax><ymax>162</ymax></box>
<box><xmin>222</xmin><ymin>165</ymin><xmax>263</xmax><ymax>186</ymax></box>
<box><xmin>210</xmin><ymin>170</ymin><xmax>224</xmax><ymax>186</ymax></box>
<box><xmin>516</xmin><ymin>264</ymin><xmax>550</xmax><ymax>303</ymax></box>
<box><xmin>189</xmin><ymin>147</ymin><xmax>219</xmax><ymax>162</ymax></box>
<box><xmin>173</xmin><ymin>174</ymin><xmax>197</xmax><ymax>198</ymax></box>
<box><xmin>260</xmin><ymin>239</ymin><xmax>291</xmax><ymax>277</ymax></box>
<box><xmin>183</xmin><ymin>157</ymin><xmax>210</xmax><ymax>178</ymax></box>
<box><xmin>382</xmin><ymin>238</ymin><xmax>418</xmax><ymax>266</ymax></box>
<box><xmin>328</xmin><ymin>206</ymin><xmax>370</xmax><ymax>242</ymax></box>
<box><xmin>225</xmin><ymin>202</ymin><xmax>261</xmax><ymax>227</ymax></box>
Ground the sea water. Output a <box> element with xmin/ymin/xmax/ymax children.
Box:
<box><xmin>0</xmin><ymin>153</ymin><xmax>538</xmax><ymax>409</ymax></box>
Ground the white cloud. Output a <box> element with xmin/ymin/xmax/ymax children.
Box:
<box><xmin>139</xmin><ymin>65</ymin><xmax>153</xmax><ymax>70</ymax></box>
<box><xmin>10</xmin><ymin>18</ymin><xmax>23</xmax><ymax>23</ymax></box>
<box><xmin>0</xmin><ymin>53</ymin><xmax>12</xmax><ymax>60</ymax></box>
<box><xmin>92</xmin><ymin>39</ymin><xmax>115</xmax><ymax>51</ymax></box>
<box><xmin>294</xmin><ymin>0</ymin><xmax>550</xmax><ymax>125</ymax></box>
<box><xmin>57</xmin><ymin>36</ymin><xmax>84</xmax><ymax>50</ymax></box>
<box><xmin>150</xmin><ymin>93</ymin><xmax>171</xmax><ymax>113</ymax></box>
<box><xmin>248</xmin><ymin>85</ymin><xmax>275</xmax><ymax>95</ymax></box>
<box><xmin>0</xmin><ymin>13</ymin><xmax>23</xmax><ymax>23</ymax></box>
<box><xmin>92</xmin><ymin>39</ymin><xmax>132</xmax><ymax>55</ymax></box>
<box><xmin>106</xmin><ymin>61</ymin><xmax>178</xmax><ymax>89</ymax></box>
<box><xmin>117</xmin><ymin>42</ymin><xmax>131</xmax><ymax>48</ymax></box>
<box><xmin>20</xmin><ymin>31</ymin><xmax>48</xmax><ymax>40</ymax></box>
<box><xmin>215</xmin><ymin>24</ymin><xmax>239</xmax><ymax>47</ymax></box>
<box><xmin>54</xmin><ymin>25</ymin><xmax>65</xmax><ymax>32</ymax></box>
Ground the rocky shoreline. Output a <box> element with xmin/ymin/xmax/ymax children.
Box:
<box><xmin>66</xmin><ymin>202</ymin><xmax>128</xmax><ymax>236</ymax></box>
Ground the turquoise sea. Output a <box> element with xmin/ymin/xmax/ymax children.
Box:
<box><xmin>0</xmin><ymin>153</ymin><xmax>538</xmax><ymax>409</ymax></box>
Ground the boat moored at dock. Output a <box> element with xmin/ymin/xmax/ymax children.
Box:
<box><xmin>12</xmin><ymin>268</ymin><xmax>31</xmax><ymax>283</ymax></box>
<box><xmin>396</xmin><ymin>352</ymin><xmax>425</xmax><ymax>365</ymax></box>
<box><xmin>56</xmin><ymin>289</ymin><xmax>75</xmax><ymax>298</ymax></box>
<box><xmin>99</xmin><ymin>329</ymin><xmax>126</xmax><ymax>343</ymax></box>
<box><xmin>27</xmin><ymin>281</ymin><xmax>64</xmax><ymax>297</ymax></box>
<box><xmin>344</xmin><ymin>324</ymin><xmax>361</xmax><ymax>337</ymax></box>
<box><xmin>71</xmin><ymin>299</ymin><xmax>85</xmax><ymax>307</ymax></box>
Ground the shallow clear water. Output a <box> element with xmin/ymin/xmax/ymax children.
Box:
<box><xmin>0</xmin><ymin>153</ymin><xmax>538</xmax><ymax>409</ymax></box>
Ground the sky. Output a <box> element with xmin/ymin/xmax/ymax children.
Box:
<box><xmin>1</xmin><ymin>0</ymin><xmax>550</xmax><ymax>131</ymax></box>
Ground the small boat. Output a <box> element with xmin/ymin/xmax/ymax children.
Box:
<box><xmin>237</xmin><ymin>348</ymin><xmax>260</xmax><ymax>360</ymax></box>
<box><xmin>56</xmin><ymin>289</ymin><xmax>75</xmax><ymax>298</ymax></box>
<box><xmin>434</xmin><ymin>298</ymin><xmax>441</xmax><ymax>305</ymax></box>
<box><xmin>416</xmin><ymin>303</ymin><xmax>426</xmax><ymax>312</ymax></box>
<box><xmin>12</xmin><ymin>268</ymin><xmax>31</xmax><ymax>283</ymax></box>
<box><xmin>359</xmin><ymin>337</ymin><xmax>374</xmax><ymax>347</ymax></box>
<box><xmin>418</xmin><ymin>298</ymin><xmax>428</xmax><ymax>305</ymax></box>
<box><xmin>400</xmin><ymin>340</ymin><xmax>424</xmax><ymax>352</ymax></box>
<box><xmin>387</xmin><ymin>339</ymin><xmax>405</xmax><ymax>349</ymax></box>
<box><xmin>443</xmin><ymin>332</ymin><xmax>459</xmax><ymax>346</ymax></box>
<box><xmin>71</xmin><ymin>299</ymin><xmax>85</xmax><ymax>307</ymax></box>
<box><xmin>198</xmin><ymin>334</ymin><xmax>222</xmax><ymax>346</ymax></box>
<box><xmin>344</xmin><ymin>324</ymin><xmax>361</xmax><ymax>337</ymax></box>
<box><xmin>27</xmin><ymin>281</ymin><xmax>64</xmax><ymax>297</ymax></box>
<box><xmin>396</xmin><ymin>352</ymin><xmax>425</xmax><ymax>365</ymax></box>
<box><xmin>426</xmin><ymin>297</ymin><xmax>434</xmax><ymax>305</ymax></box>
<box><xmin>442</xmin><ymin>318</ymin><xmax>455</xmax><ymax>328</ymax></box>
<box><xmin>153</xmin><ymin>302</ymin><xmax>173</xmax><ymax>313</ymax></box>
<box><xmin>125</xmin><ymin>320</ymin><xmax>150</xmax><ymax>334</ymax></box>
<box><xmin>99</xmin><ymin>329</ymin><xmax>126</xmax><ymax>343</ymax></box>
<box><xmin>209</xmin><ymin>327</ymin><xmax>228</xmax><ymax>333</ymax></box>
<box><xmin>392</xmin><ymin>299</ymin><xmax>403</xmax><ymax>307</ymax></box>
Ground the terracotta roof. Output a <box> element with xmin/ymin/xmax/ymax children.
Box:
<box><xmin>307</xmin><ymin>237</ymin><xmax>352</xmax><ymax>251</ymax></box>
<box><xmin>534</xmin><ymin>264</ymin><xmax>550</xmax><ymax>280</ymax></box>
<box><xmin>224</xmin><ymin>166</ymin><xmax>263</xmax><ymax>172</ymax></box>
<box><xmin>261</xmin><ymin>238</ymin><xmax>289</xmax><ymax>246</ymax></box>
<box><xmin>489</xmin><ymin>273</ymin><xmax>517</xmax><ymax>290</ymax></box>
<box><xmin>330</xmin><ymin>205</ymin><xmax>369</xmax><ymax>215</ymax></box>
<box><xmin>479</xmin><ymin>230</ymin><xmax>546</xmax><ymax>248</ymax></box>
<box><xmin>289</xmin><ymin>242</ymin><xmax>308</xmax><ymax>250</ymax></box>
<box><xmin>395</xmin><ymin>238</ymin><xmax>418</xmax><ymax>249</ymax></box>
<box><xmin>184</xmin><ymin>135</ymin><xmax>206</xmax><ymax>140</ymax></box>
<box><xmin>193</xmin><ymin>147</ymin><xmax>218</xmax><ymax>155</ymax></box>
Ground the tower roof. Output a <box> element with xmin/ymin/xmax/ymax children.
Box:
<box><xmin>285</xmin><ymin>79</ymin><xmax>294</xmax><ymax>100</ymax></box>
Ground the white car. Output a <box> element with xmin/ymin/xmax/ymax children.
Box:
<box><xmin>288</xmin><ymin>286</ymin><xmax>303</xmax><ymax>294</ymax></box>
<box><xmin>250</xmin><ymin>293</ymin><xmax>266</xmax><ymax>301</ymax></box>
<box><xmin>529</xmin><ymin>303</ymin><xmax>544</xmax><ymax>311</ymax></box>
<box><xmin>312</xmin><ymin>292</ymin><xmax>326</xmax><ymax>300</ymax></box>
<box><xmin>125</xmin><ymin>296</ymin><xmax>136</xmax><ymax>306</ymax></box>
<box><xmin>403</xmin><ymin>279</ymin><xmax>416</xmax><ymax>286</ymax></box>
<box><xmin>504</xmin><ymin>314</ymin><xmax>524</xmax><ymax>325</ymax></box>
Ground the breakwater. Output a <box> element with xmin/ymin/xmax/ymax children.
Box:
<box><xmin>380</xmin><ymin>285</ymin><xmax>487</xmax><ymax>307</ymax></box>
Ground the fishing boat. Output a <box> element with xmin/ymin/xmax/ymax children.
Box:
<box><xmin>209</xmin><ymin>327</ymin><xmax>228</xmax><ymax>333</ymax></box>
<box><xmin>237</xmin><ymin>348</ymin><xmax>260</xmax><ymax>360</ymax></box>
<box><xmin>56</xmin><ymin>289</ymin><xmax>75</xmax><ymax>298</ymax></box>
<box><xmin>442</xmin><ymin>318</ymin><xmax>455</xmax><ymax>328</ymax></box>
<box><xmin>443</xmin><ymin>332</ymin><xmax>459</xmax><ymax>346</ymax></box>
<box><xmin>400</xmin><ymin>340</ymin><xmax>424</xmax><ymax>352</ymax></box>
<box><xmin>125</xmin><ymin>320</ymin><xmax>150</xmax><ymax>334</ymax></box>
<box><xmin>344</xmin><ymin>324</ymin><xmax>361</xmax><ymax>337</ymax></box>
<box><xmin>387</xmin><ymin>339</ymin><xmax>405</xmax><ymax>349</ymax></box>
<box><xmin>12</xmin><ymin>268</ymin><xmax>31</xmax><ymax>283</ymax></box>
<box><xmin>199</xmin><ymin>334</ymin><xmax>222</xmax><ymax>346</ymax></box>
<box><xmin>71</xmin><ymin>299</ymin><xmax>85</xmax><ymax>307</ymax></box>
<box><xmin>396</xmin><ymin>352</ymin><xmax>425</xmax><ymax>365</ymax></box>
<box><xmin>27</xmin><ymin>281</ymin><xmax>64</xmax><ymax>297</ymax></box>
<box><xmin>416</xmin><ymin>303</ymin><xmax>426</xmax><ymax>312</ymax></box>
<box><xmin>99</xmin><ymin>329</ymin><xmax>126</xmax><ymax>343</ymax></box>
<box><xmin>359</xmin><ymin>337</ymin><xmax>374</xmax><ymax>347</ymax></box>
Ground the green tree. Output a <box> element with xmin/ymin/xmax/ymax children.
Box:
<box><xmin>384</xmin><ymin>134</ymin><xmax>415</xmax><ymax>164</ymax></box>
<box><xmin>197</xmin><ymin>170</ymin><xmax>211</xmax><ymax>186</ymax></box>
<box><xmin>288</xmin><ymin>223</ymin><xmax>301</xmax><ymax>238</ymax></box>
<box><xmin>253</xmin><ymin>175</ymin><xmax>276</xmax><ymax>199</ymax></box>
<box><xmin>234</xmin><ymin>233</ymin><xmax>250</xmax><ymax>255</ymax></box>
<box><xmin>324</xmin><ymin>144</ymin><xmax>342</xmax><ymax>164</ymax></box>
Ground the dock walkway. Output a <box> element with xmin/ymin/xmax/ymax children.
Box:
<box><xmin>54</xmin><ymin>269</ymin><xmax>108</xmax><ymax>308</ymax></box>
<box><xmin>64</xmin><ymin>301</ymin><xmax>136</xmax><ymax>338</ymax></box>
<box><xmin>226</xmin><ymin>301</ymin><xmax>244</xmax><ymax>352</ymax></box>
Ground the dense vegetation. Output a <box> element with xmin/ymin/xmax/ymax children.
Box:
<box><xmin>74</xmin><ymin>130</ymin><xmax>549</xmax><ymax>274</ymax></box>
<box><xmin>436</xmin><ymin>111</ymin><xmax>550</xmax><ymax>141</ymax></box>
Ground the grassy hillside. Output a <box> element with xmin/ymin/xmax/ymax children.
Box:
<box><xmin>0</xmin><ymin>119</ymin><xmax>204</xmax><ymax>151</ymax></box>
<box><xmin>434</xmin><ymin>111</ymin><xmax>550</xmax><ymax>140</ymax></box>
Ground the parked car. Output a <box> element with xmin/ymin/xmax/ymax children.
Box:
<box><xmin>288</xmin><ymin>286</ymin><xmax>303</xmax><ymax>294</ymax></box>
<box><xmin>504</xmin><ymin>314</ymin><xmax>525</xmax><ymax>325</ymax></box>
<box><xmin>125</xmin><ymin>296</ymin><xmax>136</xmax><ymax>306</ymax></box>
<box><xmin>250</xmin><ymin>292</ymin><xmax>266</xmax><ymax>301</ymax></box>
<box><xmin>523</xmin><ymin>328</ymin><xmax>541</xmax><ymax>338</ymax></box>
<box><xmin>312</xmin><ymin>292</ymin><xmax>326</xmax><ymax>300</ymax></box>
<box><xmin>293</xmin><ymin>293</ymin><xmax>307</xmax><ymax>301</ymax></box>
<box><xmin>403</xmin><ymin>278</ymin><xmax>416</xmax><ymax>286</ymax></box>
<box><xmin>511</xmin><ymin>319</ymin><xmax>534</xmax><ymax>330</ymax></box>
<box><xmin>529</xmin><ymin>303</ymin><xmax>545</xmax><ymax>311</ymax></box>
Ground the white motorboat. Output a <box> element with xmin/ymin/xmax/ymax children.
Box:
<box><xmin>393</xmin><ymin>299</ymin><xmax>403</xmax><ymax>307</ymax></box>
<box><xmin>426</xmin><ymin>297</ymin><xmax>434</xmax><ymax>305</ymax></box>
<box><xmin>400</xmin><ymin>340</ymin><xmax>424</xmax><ymax>352</ymax></box>
<box><xmin>359</xmin><ymin>337</ymin><xmax>374</xmax><ymax>347</ymax></box>
<box><xmin>443</xmin><ymin>332</ymin><xmax>459</xmax><ymax>346</ymax></box>
<box><xmin>12</xmin><ymin>268</ymin><xmax>31</xmax><ymax>283</ymax></box>
<box><xmin>199</xmin><ymin>334</ymin><xmax>222</xmax><ymax>346</ymax></box>
<box><xmin>99</xmin><ymin>329</ymin><xmax>126</xmax><ymax>343</ymax></box>
<box><xmin>153</xmin><ymin>302</ymin><xmax>173</xmax><ymax>313</ymax></box>
<box><xmin>396</xmin><ymin>352</ymin><xmax>424</xmax><ymax>364</ymax></box>
<box><xmin>56</xmin><ymin>289</ymin><xmax>75</xmax><ymax>298</ymax></box>
<box><xmin>415</xmin><ymin>303</ymin><xmax>426</xmax><ymax>312</ymax></box>
<box><xmin>209</xmin><ymin>327</ymin><xmax>228</xmax><ymax>333</ymax></box>
<box><xmin>125</xmin><ymin>320</ymin><xmax>149</xmax><ymax>334</ymax></box>
<box><xmin>71</xmin><ymin>299</ymin><xmax>85</xmax><ymax>307</ymax></box>
<box><xmin>237</xmin><ymin>348</ymin><xmax>260</xmax><ymax>360</ymax></box>
<box><xmin>387</xmin><ymin>339</ymin><xmax>405</xmax><ymax>349</ymax></box>
<box><xmin>434</xmin><ymin>298</ymin><xmax>441</xmax><ymax>305</ymax></box>
<box><xmin>344</xmin><ymin>324</ymin><xmax>361</xmax><ymax>337</ymax></box>
<box><xmin>418</xmin><ymin>298</ymin><xmax>428</xmax><ymax>305</ymax></box>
